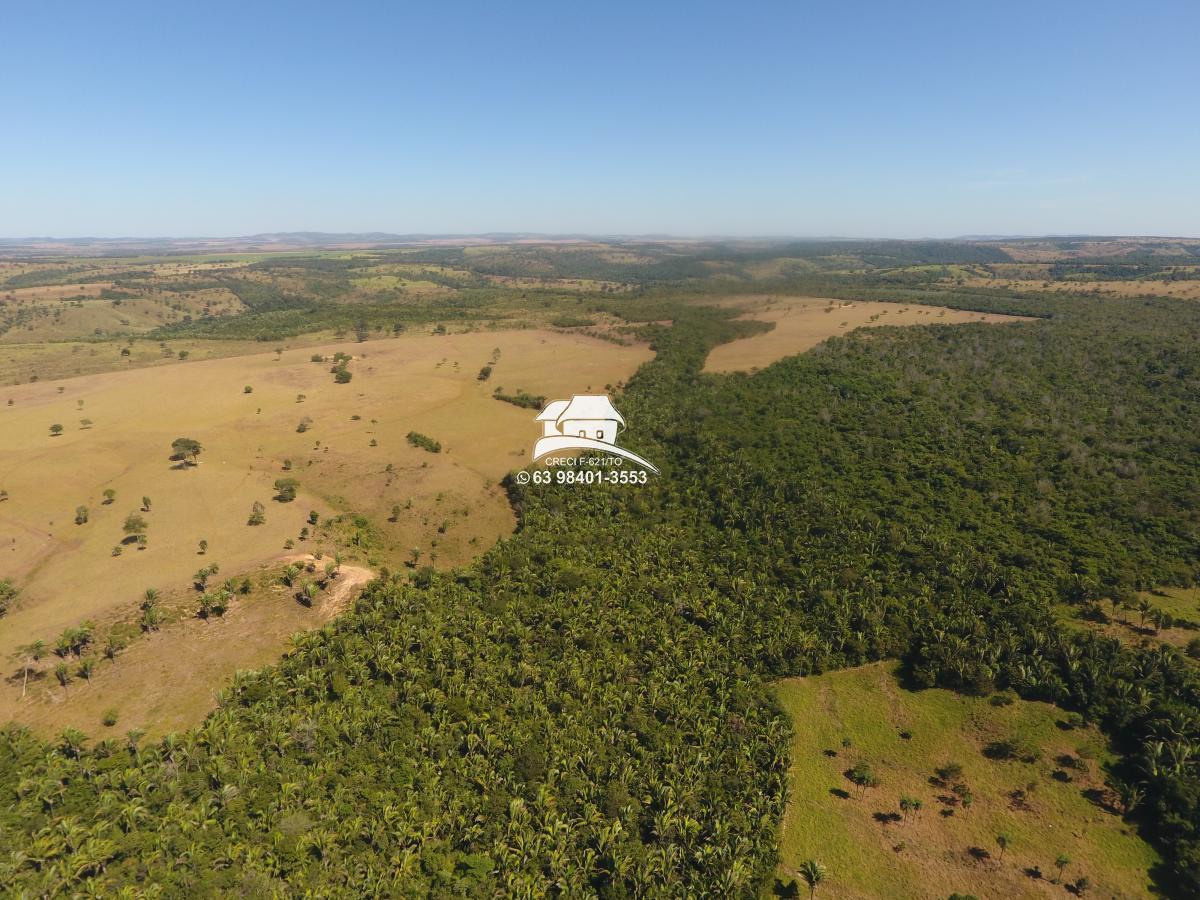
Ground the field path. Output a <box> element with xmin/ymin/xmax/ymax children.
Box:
<box><xmin>1</xmin><ymin>555</ymin><xmax>377</xmax><ymax>738</ymax></box>
<box><xmin>278</xmin><ymin>553</ymin><xmax>376</xmax><ymax>620</ymax></box>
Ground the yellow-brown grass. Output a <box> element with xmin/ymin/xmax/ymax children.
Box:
<box><xmin>0</xmin><ymin>328</ymin><xmax>650</xmax><ymax>734</ymax></box>
<box><xmin>702</xmin><ymin>296</ymin><xmax>1032</xmax><ymax>373</ymax></box>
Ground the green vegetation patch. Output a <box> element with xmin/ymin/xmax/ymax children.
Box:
<box><xmin>773</xmin><ymin>663</ymin><xmax>1159</xmax><ymax>898</ymax></box>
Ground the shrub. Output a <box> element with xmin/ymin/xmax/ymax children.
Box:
<box><xmin>274</xmin><ymin>478</ymin><xmax>299</xmax><ymax>502</ymax></box>
<box><xmin>407</xmin><ymin>431</ymin><xmax>442</xmax><ymax>453</ymax></box>
<box><xmin>0</xmin><ymin>579</ymin><xmax>18</xmax><ymax>617</ymax></box>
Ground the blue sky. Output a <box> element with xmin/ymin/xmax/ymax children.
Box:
<box><xmin>3</xmin><ymin>0</ymin><xmax>1198</xmax><ymax>238</ymax></box>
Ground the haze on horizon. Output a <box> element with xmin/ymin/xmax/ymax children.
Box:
<box><xmin>3</xmin><ymin>0</ymin><xmax>1198</xmax><ymax>240</ymax></box>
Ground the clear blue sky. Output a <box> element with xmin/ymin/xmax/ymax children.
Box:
<box><xmin>3</xmin><ymin>0</ymin><xmax>1198</xmax><ymax>238</ymax></box>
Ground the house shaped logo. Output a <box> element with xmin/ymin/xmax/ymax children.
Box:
<box><xmin>532</xmin><ymin>394</ymin><xmax>658</xmax><ymax>472</ymax></box>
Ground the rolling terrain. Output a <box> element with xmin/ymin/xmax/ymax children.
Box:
<box><xmin>0</xmin><ymin>238</ymin><xmax>1198</xmax><ymax>896</ymax></box>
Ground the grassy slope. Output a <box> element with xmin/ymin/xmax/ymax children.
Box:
<box><xmin>773</xmin><ymin>663</ymin><xmax>1159</xmax><ymax>899</ymax></box>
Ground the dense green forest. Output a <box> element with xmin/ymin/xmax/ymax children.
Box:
<box><xmin>2</xmin><ymin>274</ymin><xmax>1200</xmax><ymax>894</ymax></box>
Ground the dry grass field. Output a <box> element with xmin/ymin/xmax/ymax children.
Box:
<box><xmin>773</xmin><ymin>663</ymin><xmax>1159</xmax><ymax>899</ymax></box>
<box><xmin>0</xmin><ymin>327</ymin><xmax>650</xmax><ymax>736</ymax></box>
<box><xmin>951</xmin><ymin>276</ymin><xmax>1200</xmax><ymax>301</ymax></box>
<box><xmin>702</xmin><ymin>296</ymin><xmax>1032</xmax><ymax>373</ymax></box>
<box><xmin>0</xmin><ymin>555</ymin><xmax>374</xmax><ymax>739</ymax></box>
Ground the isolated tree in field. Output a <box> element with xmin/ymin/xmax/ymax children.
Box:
<box><xmin>15</xmin><ymin>640</ymin><xmax>46</xmax><ymax>696</ymax></box>
<box><xmin>75</xmin><ymin>505</ymin><xmax>89</xmax><ymax>525</ymax></box>
<box><xmin>49</xmin><ymin>423</ymin><xmax>63</xmax><ymax>437</ymax></box>
<box><xmin>79</xmin><ymin>658</ymin><xmax>95</xmax><ymax>683</ymax></box>
<box><xmin>996</xmin><ymin>832</ymin><xmax>1011</xmax><ymax>860</ymax></box>
<box><xmin>141</xmin><ymin>496</ymin><xmax>151</xmax><ymax>511</ymax></box>
<box><xmin>281</xmin><ymin>565</ymin><xmax>300</xmax><ymax>587</ymax></box>
<box><xmin>248</xmin><ymin>501</ymin><xmax>266</xmax><ymax>526</ymax></box>
<box><xmin>55</xmin><ymin>662</ymin><xmax>72</xmax><ymax>692</ymax></box>
<box><xmin>274</xmin><ymin>478</ymin><xmax>299</xmax><ymax>502</ymax></box>
<box><xmin>0</xmin><ymin>578</ymin><xmax>17</xmax><ymax>617</ymax></box>
<box><xmin>847</xmin><ymin>762</ymin><xmax>878</xmax><ymax>798</ymax></box>
<box><xmin>140</xmin><ymin>606</ymin><xmax>163</xmax><ymax>632</ymax></box>
<box><xmin>142</xmin><ymin>588</ymin><xmax>159</xmax><ymax>608</ymax></box>
<box><xmin>798</xmin><ymin>860</ymin><xmax>825</xmax><ymax>898</ymax></box>
<box><xmin>308</xmin><ymin>510</ymin><xmax>319</xmax><ymax>525</ymax></box>
<box><xmin>123</xmin><ymin>512</ymin><xmax>148</xmax><ymax>540</ymax></box>
<box><xmin>171</xmin><ymin>437</ymin><xmax>202</xmax><ymax>466</ymax></box>
<box><xmin>198</xmin><ymin>539</ymin><xmax>208</xmax><ymax>555</ymax></box>
<box><xmin>1054</xmin><ymin>853</ymin><xmax>1071</xmax><ymax>883</ymax></box>
<box><xmin>104</xmin><ymin>635</ymin><xmax>125</xmax><ymax>662</ymax></box>
<box><xmin>102</xmin><ymin>488</ymin><xmax>116</xmax><ymax>504</ymax></box>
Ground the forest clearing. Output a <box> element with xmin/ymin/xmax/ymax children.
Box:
<box><xmin>0</xmin><ymin>327</ymin><xmax>649</xmax><ymax>736</ymax></box>
<box><xmin>703</xmin><ymin>295</ymin><xmax>1032</xmax><ymax>373</ymax></box>
<box><xmin>773</xmin><ymin>663</ymin><xmax>1159</xmax><ymax>899</ymax></box>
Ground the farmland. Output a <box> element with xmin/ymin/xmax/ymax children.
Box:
<box><xmin>773</xmin><ymin>663</ymin><xmax>1158</xmax><ymax>899</ymax></box>
<box><xmin>0</xmin><ymin>325</ymin><xmax>650</xmax><ymax>737</ymax></box>
<box><xmin>0</xmin><ymin>237</ymin><xmax>1198</xmax><ymax>896</ymax></box>
<box><xmin>702</xmin><ymin>295</ymin><xmax>1031</xmax><ymax>373</ymax></box>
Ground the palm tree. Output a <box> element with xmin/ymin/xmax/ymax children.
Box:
<box><xmin>126</xmin><ymin>728</ymin><xmax>145</xmax><ymax>761</ymax></box>
<box><xmin>1054</xmin><ymin>853</ymin><xmax>1071</xmax><ymax>883</ymax></box>
<box><xmin>997</xmin><ymin>832</ymin><xmax>1011</xmax><ymax>860</ymax></box>
<box><xmin>798</xmin><ymin>859</ymin><xmax>825</xmax><ymax>897</ymax></box>
<box><xmin>104</xmin><ymin>636</ymin><xmax>125</xmax><ymax>662</ymax></box>
<box><xmin>58</xmin><ymin>728</ymin><xmax>86</xmax><ymax>758</ymax></box>
<box><xmin>15</xmin><ymin>640</ymin><xmax>46</xmax><ymax>697</ymax></box>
